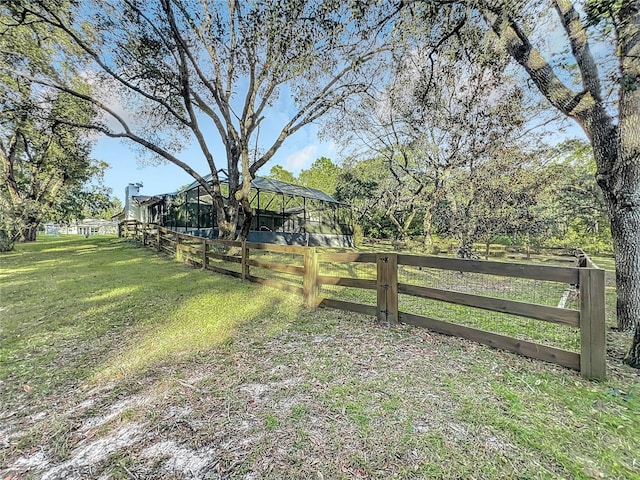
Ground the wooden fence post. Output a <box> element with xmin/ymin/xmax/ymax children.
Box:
<box><xmin>579</xmin><ymin>267</ymin><xmax>606</xmax><ymax>379</ymax></box>
<box><xmin>176</xmin><ymin>235</ymin><xmax>181</xmax><ymax>261</ymax></box>
<box><xmin>157</xmin><ymin>227</ymin><xmax>161</xmax><ymax>252</ymax></box>
<box><xmin>202</xmin><ymin>238</ymin><xmax>207</xmax><ymax>270</ymax></box>
<box><xmin>241</xmin><ymin>239</ymin><xmax>249</xmax><ymax>280</ymax></box>
<box><xmin>377</xmin><ymin>253</ymin><xmax>398</xmax><ymax>323</ymax></box>
<box><xmin>387</xmin><ymin>253</ymin><xmax>398</xmax><ymax>323</ymax></box>
<box><xmin>142</xmin><ymin>223</ymin><xmax>147</xmax><ymax>246</ymax></box>
<box><xmin>134</xmin><ymin>221</ymin><xmax>138</xmax><ymax>241</ymax></box>
<box><xmin>376</xmin><ymin>254</ymin><xmax>387</xmax><ymax>323</ymax></box>
<box><xmin>303</xmin><ymin>247</ymin><xmax>318</xmax><ymax>307</ymax></box>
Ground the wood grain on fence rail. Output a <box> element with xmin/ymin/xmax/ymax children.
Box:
<box><xmin>398</xmin><ymin>254</ymin><xmax>579</xmax><ymax>284</ymax></box>
<box><xmin>247</xmin><ymin>275</ymin><xmax>304</xmax><ymax>295</ymax></box>
<box><xmin>316</xmin><ymin>276</ymin><xmax>376</xmax><ymax>289</ymax></box>
<box><xmin>207</xmin><ymin>252</ymin><xmax>242</xmax><ymax>263</ymax></box>
<box><xmin>177</xmin><ymin>244</ymin><xmax>202</xmax><ymax>256</ymax></box>
<box><xmin>246</xmin><ymin>242</ymin><xmax>307</xmax><ymax>255</ymax></box>
<box><xmin>318</xmin><ymin>297</ymin><xmax>377</xmax><ymax>316</ymax></box>
<box><xmin>248</xmin><ymin>258</ymin><xmax>304</xmax><ymax>276</ymax></box>
<box><xmin>317</xmin><ymin>252</ymin><xmax>377</xmax><ymax>263</ymax></box>
<box><xmin>208</xmin><ymin>238</ymin><xmax>243</xmax><ymax>247</ymax></box>
<box><xmin>205</xmin><ymin>264</ymin><xmax>242</xmax><ymax>278</ymax></box>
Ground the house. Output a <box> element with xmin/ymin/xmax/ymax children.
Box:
<box><xmin>117</xmin><ymin>175</ymin><xmax>354</xmax><ymax>247</ymax></box>
<box><xmin>44</xmin><ymin>219</ymin><xmax>118</xmax><ymax>236</ymax></box>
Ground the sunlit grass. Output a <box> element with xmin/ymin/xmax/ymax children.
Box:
<box><xmin>0</xmin><ymin>235</ymin><xmax>301</xmax><ymax>406</ymax></box>
<box><xmin>95</xmin><ymin>287</ymin><xmax>301</xmax><ymax>381</ymax></box>
<box><xmin>85</xmin><ymin>287</ymin><xmax>139</xmax><ymax>303</ymax></box>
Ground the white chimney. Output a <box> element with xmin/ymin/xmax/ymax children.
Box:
<box><xmin>124</xmin><ymin>182</ymin><xmax>143</xmax><ymax>220</ymax></box>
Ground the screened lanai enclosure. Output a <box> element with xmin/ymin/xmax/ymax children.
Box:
<box><xmin>134</xmin><ymin>175</ymin><xmax>354</xmax><ymax>247</ymax></box>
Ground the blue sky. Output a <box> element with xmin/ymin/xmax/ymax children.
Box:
<box><xmin>95</xmin><ymin>121</ymin><xmax>337</xmax><ymax>204</ymax></box>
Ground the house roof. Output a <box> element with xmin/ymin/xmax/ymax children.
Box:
<box><xmin>184</xmin><ymin>175</ymin><xmax>339</xmax><ymax>204</ymax></box>
<box><xmin>133</xmin><ymin>195</ymin><xmax>165</xmax><ymax>206</ymax></box>
<box><xmin>74</xmin><ymin>218</ymin><xmax>118</xmax><ymax>227</ymax></box>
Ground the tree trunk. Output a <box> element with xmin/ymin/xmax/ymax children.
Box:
<box><xmin>239</xmin><ymin>196</ymin><xmax>253</xmax><ymax>240</ymax></box>
<box><xmin>216</xmin><ymin>195</ymin><xmax>255</xmax><ymax>241</ymax></box>
<box><xmin>608</xmin><ymin>205</ymin><xmax>640</xmax><ymax>333</ymax></box>
<box><xmin>216</xmin><ymin>202</ymin><xmax>238</xmax><ymax>240</ymax></box>
<box><xmin>616</xmin><ymin>0</ymin><xmax>640</xmax><ymax>364</ymax></box>
<box><xmin>422</xmin><ymin>205</ymin><xmax>434</xmax><ymax>247</ymax></box>
<box><xmin>388</xmin><ymin>207</ymin><xmax>417</xmax><ymax>242</ymax></box>
<box><xmin>18</xmin><ymin>215</ymin><xmax>39</xmax><ymax>242</ymax></box>
<box><xmin>387</xmin><ymin>212</ymin><xmax>407</xmax><ymax>241</ymax></box>
<box><xmin>626</xmin><ymin>321</ymin><xmax>640</xmax><ymax>368</ymax></box>
<box><xmin>18</xmin><ymin>227</ymin><xmax>37</xmax><ymax>242</ymax></box>
<box><xmin>484</xmin><ymin>0</ymin><xmax>640</xmax><ymax>367</ymax></box>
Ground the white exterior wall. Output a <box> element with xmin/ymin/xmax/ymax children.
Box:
<box><xmin>124</xmin><ymin>183</ymin><xmax>143</xmax><ymax>220</ymax></box>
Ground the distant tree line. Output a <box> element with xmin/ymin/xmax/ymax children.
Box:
<box><xmin>270</xmin><ymin>141</ymin><xmax>611</xmax><ymax>256</ymax></box>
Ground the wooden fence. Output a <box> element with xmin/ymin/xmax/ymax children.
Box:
<box><xmin>119</xmin><ymin>220</ymin><xmax>606</xmax><ymax>379</ymax></box>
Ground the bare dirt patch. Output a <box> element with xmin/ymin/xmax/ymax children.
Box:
<box><xmin>2</xmin><ymin>305</ymin><xmax>638</xmax><ymax>479</ymax></box>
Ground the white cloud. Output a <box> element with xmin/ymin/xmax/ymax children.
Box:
<box><xmin>283</xmin><ymin>145</ymin><xmax>318</xmax><ymax>172</ymax></box>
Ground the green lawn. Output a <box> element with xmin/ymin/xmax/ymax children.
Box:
<box><xmin>1</xmin><ymin>235</ymin><xmax>638</xmax><ymax>479</ymax></box>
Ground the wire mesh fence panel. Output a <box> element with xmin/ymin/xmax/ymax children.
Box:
<box><xmin>317</xmin><ymin>284</ymin><xmax>377</xmax><ymax>306</ymax></box>
<box><xmin>246</xmin><ymin>248</ymin><xmax>304</xmax><ymax>288</ymax></box>
<box><xmin>398</xmin><ymin>294</ymin><xmax>581</xmax><ymax>352</ymax></box>
<box><xmin>562</xmin><ymin>290</ymin><xmax>580</xmax><ymax>310</ymax></box>
<box><xmin>206</xmin><ymin>256</ymin><xmax>243</xmax><ymax>275</ymax></box>
<box><xmin>205</xmin><ymin>242</ymin><xmax>243</xmax><ymax>275</ymax></box>
<box><xmin>249</xmin><ymin>249</ymin><xmax>304</xmax><ymax>268</ymax></box>
<box><xmin>206</xmin><ymin>242</ymin><xmax>242</xmax><ymax>256</ymax></box>
<box><xmin>180</xmin><ymin>246</ymin><xmax>203</xmax><ymax>268</ymax></box>
<box><xmin>317</xmin><ymin>260</ymin><xmax>377</xmax><ymax>306</ymax></box>
<box><xmin>248</xmin><ymin>265</ymin><xmax>303</xmax><ymax>287</ymax></box>
<box><xmin>397</xmin><ymin>264</ymin><xmax>575</xmax><ymax>308</ymax></box>
<box><xmin>319</xmin><ymin>260</ymin><xmax>376</xmax><ymax>280</ymax></box>
<box><xmin>159</xmin><ymin>232</ymin><xmax>177</xmax><ymax>256</ymax></box>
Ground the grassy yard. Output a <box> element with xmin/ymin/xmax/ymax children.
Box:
<box><xmin>1</xmin><ymin>235</ymin><xmax>639</xmax><ymax>479</ymax></box>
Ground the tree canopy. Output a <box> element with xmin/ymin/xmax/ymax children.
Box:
<box><xmin>1</xmin><ymin>5</ymin><xmax>99</xmax><ymax>245</ymax></box>
<box><xmin>3</xmin><ymin>0</ymin><xmax>392</xmax><ymax>239</ymax></box>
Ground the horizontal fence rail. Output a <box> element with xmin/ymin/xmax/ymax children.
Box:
<box><xmin>120</xmin><ymin>221</ymin><xmax>606</xmax><ymax>379</ymax></box>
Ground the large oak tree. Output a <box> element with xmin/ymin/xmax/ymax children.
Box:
<box><xmin>483</xmin><ymin>0</ymin><xmax>639</xmax><ymax>365</ymax></box>
<box><xmin>1</xmin><ymin>3</ymin><xmax>98</xmax><ymax>245</ymax></box>
<box><xmin>3</xmin><ymin>0</ymin><xmax>390</xmax><ymax>240</ymax></box>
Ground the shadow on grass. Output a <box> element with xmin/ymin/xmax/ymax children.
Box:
<box><xmin>0</xmin><ymin>235</ymin><xmax>302</xmax><ymax>411</ymax></box>
<box><xmin>92</xmin><ymin>281</ymin><xmax>300</xmax><ymax>383</ymax></box>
